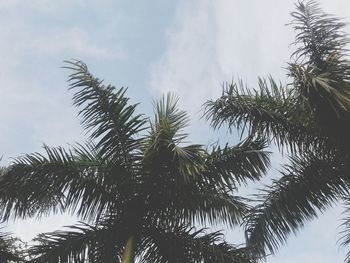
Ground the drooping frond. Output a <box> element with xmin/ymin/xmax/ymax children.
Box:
<box><xmin>205</xmin><ymin>77</ymin><xmax>324</xmax><ymax>153</ymax></box>
<box><xmin>245</xmin><ymin>152</ymin><xmax>350</xmax><ymax>256</ymax></box>
<box><xmin>204</xmin><ymin>137</ymin><xmax>270</xmax><ymax>188</ymax></box>
<box><xmin>28</xmin><ymin>222</ymin><xmax>123</xmax><ymax>263</ymax></box>
<box><xmin>64</xmin><ymin>60</ymin><xmax>147</xmax><ymax>161</ymax></box>
<box><xmin>140</xmin><ymin>224</ymin><xmax>256</xmax><ymax>263</ymax></box>
<box><xmin>0</xmin><ymin>143</ymin><xmax>119</xmax><ymax>221</ymax></box>
<box><xmin>177</xmin><ymin>188</ymin><xmax>251</xmax><ymax>228</ymax></box>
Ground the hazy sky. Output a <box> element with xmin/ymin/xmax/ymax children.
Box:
<box><xmin>1</xmin><ymin>0</ymin><xmax>350</xmax><ymax>262</ymax></box>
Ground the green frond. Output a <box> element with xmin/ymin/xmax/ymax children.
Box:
<box><xmin>144</xmin><ymin>93</ymin><xmax>192</xmax><ymax>155</ymax></box>
<box><xmin>204</xmin><ymin>137</ymin><xmax>270</xmax><ymax>188</ymax></box>
<box><xmin>0</xmin><ymin>148</ymin><xmax>67</xmax><ymax>220</ymax></box>
<box><xmin>64</xmin><ymin>60</ymin><xmax>147</xmax><ymax>161</ymax></box>
<box><xmin>152</xmin><ymin>93</ymin><xmax>189</xmax><ymax>143</ymax></box>
<box><xmin>141</xmin><ymin>224</ymin><xmax>255</xmax><ymax>263</ymax></box>
<box><xmin>205</xmin><ymin>77</ymin><xmax>323</xmax><ymax>153</ymax></box>
<box><xmin>28</xmin><ymin>222</ymin><xmax>122</xmax><ymax>263</ymax></box>
<box><xmin>0</xmin><ymin>143</ymin><xmax>120</xmax><ymax>221</ymax></box>
<box><xmin>291</xmin><ymin>1</ymin><xmax>349</xmax><ymax>69</ymax></box>
<box><xmin>245</xmin><ymin>152</ymin><xmax>350</xmax><ymax>256</ymax></box>
<box><xmin>172</xmin><ymin>144</ymin><xmax>206</xmax><ymax>182</ymax></box>
<box><xmin>178</xmin><ymin>189</ymin><xmax>251</xmax><ymax>228</ymax></box>
<box><xmin>142</xmin><ymin>93</ymin><xmax>206</xmax><ymax>183</ymax></box>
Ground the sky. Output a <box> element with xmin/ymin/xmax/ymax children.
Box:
<box><xmin>0</xmin><ymin>0</ymin><xmax>350</xmax><ymax>262</ymax></box>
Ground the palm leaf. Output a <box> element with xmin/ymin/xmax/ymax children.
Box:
<box><xmin>28</xmin><ymin>222</ymin><xmax>123</xmax><ymax>263</ymax></box>
<box><xmin>204</xmin><ymin>77</ymin><xmax>325</xmax><ymax>153</ymax></box>
<box><xmin>291</xmin><ymin>0</ymin><xmax>349</xmax><ymax>69</ymax></box>
<box><xmin>64</xmin><ymin>60</ymin><xmax>147</xmax><ymax>161</ymax></box>
<box><xmin>204</xmin><ymin>136</ymin><xmax>270</xmax><ymax>188</ymax></box>
<box><xmin>177</xmin><ymin>189</ymin><xmax>251</xmax><ymax>228</ymax></box>
<box><xmin>0</xmin><ymin>143</ymin><xmax>120</xmax><ymax>221</ymax></box>
<box><xmin>245</xmin><ymin>152</ymin><xmax>350</xmax><ymax>256</ymax></box>
<box><xmin>141</xmin><ymin>224</ymin><xmax>255</xmax><ymax>263</ymax></box>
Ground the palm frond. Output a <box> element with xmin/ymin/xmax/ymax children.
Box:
<box><xmin>28</xmin><ymin>222</ymin><xmax>122</xmax><ymax>263</ymax></box>
<box><xmin>142</xmin><ymin>94</ymin><xmax>206</xmax><ymax>184</ymax></box>
<box><xmin>204</xmin><ymin>136</ymin><xmax>270</xmax><ymax>188</ymax></box>
<box><xmin>141</xmin><ymin>224</ymin><xmax>256</xmax><ymax>263</ymax></box>
<box><xmin>245</xmin><ymin>152</ymin><xmax>350</xmax><ymax>256</ymax></box>
<box><xmin>64</xmin><ymin>60</ymin><xmax>147</xmax><ymax>161</ymax></box>
<box><xmin>178</xmin><ymin>189</ymin><xmax>251</xmax><ymax>228</ymax></box>
<box><xmin>205</xmin><ymin>77</ymin><xmax>324</xmax><ymax>153</ymax></box>
<box><xmin>291</xmin><ymin>1</ymin><xmax>349</xmax><ymax>69</ymax></box>
<box><xmin>0</xmin><ymin>143</ymin><xmax>119</xmax><ymax>221</ymax></box>
<box><xmin>152</xmin><ymin>93</ymin><xmax>189</xmax><ymax>143</ymax></box>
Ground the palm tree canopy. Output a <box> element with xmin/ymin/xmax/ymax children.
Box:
<box><xmin>205</xmin><ymin>0</ymin><xmax>350</xmax><ymax>261</ymax></box>
<box><xmin>0</xmin><ymin>60</ymin><xmax>270</xmax><ymax>262</ymax></box>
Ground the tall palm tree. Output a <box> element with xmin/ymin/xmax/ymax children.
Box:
<box><xmin>205</xmin><ymin>0</ymin><xmax>350</xmax><ymax>261</ymax></box>
<box><xmin>0</xmin><ymin>60</ymin><xmax>270</xmax><ymax>262</ymax></box>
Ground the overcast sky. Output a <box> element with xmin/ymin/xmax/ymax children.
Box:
<box><xmin>1</xmin><ymin>0</ymin><xmax>350</xmax><ymax>262</ymax></box>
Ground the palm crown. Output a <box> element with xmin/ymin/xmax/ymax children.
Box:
<box><xmin>205</xmin><ymin>0</ymin><xmax>350</xmax><ymax>261</ymax></box>
<box><xmin>0</xmin><ymin>61</ymin><xmax>270</xmax><ymax>262</ymax></box>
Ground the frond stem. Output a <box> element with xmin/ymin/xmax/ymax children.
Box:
<box><xmin>121</xmin><ymin>234</ymin><xmax>136</xmax><ymax>263</ymax></box>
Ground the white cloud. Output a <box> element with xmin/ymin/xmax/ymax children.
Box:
<box><xmin>149</xmin><ymin>0</ymin><xmax>221</xmax><ymax>116</ymax></box>
<box><xmin>0</xmin><ymin>0</ymin><xmax>126</xmax><ymax>62</ymax></box>
<box><xmin>0</xmin><ymin>0</ymin><xmax>129</xmax><ymax>161</ymax></box>
<box><xmin>24</xmin><ymin>27</ymin><xmax>125</xmax><ymax>60</ymax></box>
<box><xmin>149</xmin><ymin>0</ymin><xmax>296</xmax><ymax>119</ymax></box>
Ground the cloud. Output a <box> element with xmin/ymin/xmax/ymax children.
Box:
<box><xmin>23</xmin><ymin>27</ymin><xmax>126</xmax><ymax>60</ymax></box>
<box><xmin>0</xmin><ymin>0</ymin><xmax>130</xmax><ymax>161</ymax></box>
<box><xmin>149</xmin><ymin>0</ymin><xmax>221</xmax><ymax>116</ymax></box>
<box><xmin>149</xmin><ymin>0</ymin><xmax>295</xmax><ymax>119</ymax></box>
<box><xmin>0</xmin><ymin>0</ymin><xmax>127</xmax><ymax>63</ymax></box>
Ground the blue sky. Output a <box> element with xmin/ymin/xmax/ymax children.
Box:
<box><xmin>1</xmin><ymin>0</ymin><xmax>350</xmax><ymax>262</ymax></box>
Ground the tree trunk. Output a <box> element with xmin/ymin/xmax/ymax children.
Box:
<box><xmin>121</xmin><ymin>235</ymin><xmax>136</xmax><ymax>263</ymax></box>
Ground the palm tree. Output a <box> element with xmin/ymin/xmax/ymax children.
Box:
<box><xmin>0</xmin><ymin>60</ymin><xmax>270</xmax><ymax>262</ymax></box>
<box><xmin>205</xmin><ymin>0</ymin><xmax>350</xmax><ymax>261</ymax></box>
